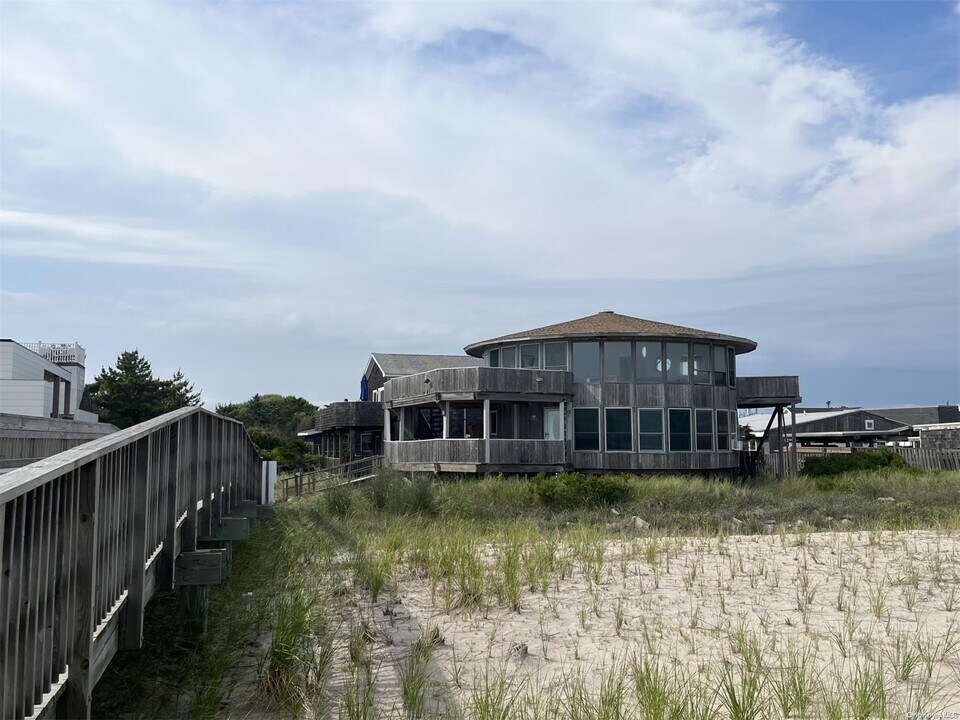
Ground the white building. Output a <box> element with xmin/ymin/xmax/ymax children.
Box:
<box><xmin>0</xmin><ymin>340</ymin><xmax>97</xmax><ymax>421</ymax></box>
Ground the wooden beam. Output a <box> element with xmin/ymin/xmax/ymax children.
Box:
<box><xmin>174</xmin><ymin>550</ymin><xmax>225</xmax><ymax>587</ymax></box>
<box><xmin>199</xmin><ymin>517</ymin><xmax>249</xmax><ymax>543</ymax></box>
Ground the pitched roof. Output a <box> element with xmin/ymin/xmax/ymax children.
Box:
<box><xmin>868</xmin><ymin>406</ymin><xmax>959</xmax><ymax>426</ymax></box>
<box><xmin>369</xmin><ymin>353</ymin><xmax>482</xmax><ymax>378</ymax></box>
<box><xmin>464</xmin><ymin>311</ymin><xmax>757</xmax><ymax>357</ymax></box>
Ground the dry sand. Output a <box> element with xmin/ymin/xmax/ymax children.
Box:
<box><xmin>393</xmin><ymin>529</ymin><xmax>960</xmax><ymax>714</ymax></box>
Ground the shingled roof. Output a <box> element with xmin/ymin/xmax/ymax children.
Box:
<box><xmin>464</xmin><ymin>311</ymin><xmax>757</xmax><ymax>357</ymax></box>
<box><xmin>368</xmin><ymin>353</ymin><xmax>482</xmax><ymax>378</ymax></box>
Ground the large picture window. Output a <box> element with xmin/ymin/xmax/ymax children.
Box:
<box><xmin>693</xmin><ymin>344</ymin><xmax>711</xmax><ymax>384</ymax></box>
<box><xmin>603</xmin><ymin>341</ymin><xmax>632</xmax><ymax>382</ymax></box>
<box><xmin>713</xmin><ymin>345</ymin><xmax>727</xmax><ymax>386</ymax></box>
<box><xmin>638</xmin><ymin>409</ymin><xmax>664</xmax><ymax>451</ymax></box>
<box><xmin>605</xmin><ymin>408</ymin><xmax>633</xmax><ymax>451</ymax></box>
<box><xmin>666</xmin><ymin>343</ymin><xmax>690</xmax><ymax>383</ymax></box>
<box><xmin>501</xmin><ymin>346</ymin><xmax>517</xmax><ymax>368</ymax></box>
<box><xmin>574</xmin><ymin>408</ymin><xmax>600</xmax><ymax>451</ymax></box>
<box><xmin>668</xmin><ymin>409</ymin><xmax>692</xmax><ymax>452</ymax></box>
<box><xmin>695</xmin><ymin>409</ymin><xmax>714</xmax><ymax>451</ymax></box>
<box><xmin>544</xmin><ymin>342</ymin><xmax>568</xmax><ymax>370</ymax></box>
<box><xmin>727</xmin><ymin>347</ymin><xmax>737</xmax><ymax>387</ymax></box>
<box><xmin>716</xmin><ymin>410</ymin><xmax>729</xmax><ymax>451</ymax></box>
<box><xmin>520</xmin><ymin>344</ymin><xmax>541</xmax><ymax>369</ymax></box>
<box><xmin>572</xmin><ymin>342</ymin><xmax>601</xmax><ymax>383</ymax></box>
<box><xmin>636</xmin><ymin>342</ymin><xmax>662</xmax><ymax>383</ymax></box>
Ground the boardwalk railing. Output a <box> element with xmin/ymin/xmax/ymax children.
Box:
<box><xmin>281</xmin><ymin>455</ymin><xmax>384</xmax><ymax>499</ymax></box>
<box><xmin>0</xmin><ymin>407</ymin><xmax>265</xmax><ymax>720</ymax></box>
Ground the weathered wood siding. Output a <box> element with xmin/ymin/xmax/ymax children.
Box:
<box><xmin>384</xmin><ymin>368</ymin><xmax>572</xmax><ymax>405</ymax></box>
<box><xmin>737</xmin><ymin>376</ymin><xmax>801</xmax><ymax>407</ymax></box>
<box><xmin>0</xmin><ymin>414</ymin><xmax>118</xmax><ymax>470</ymax></box>
<box><xmin>489</xmin><ymin>440</ymin><xmax>565</xmax><ymax>465</ymax></box>
<box><xmin>572</xmin><ymin>451</ymin><xmax>739</xmax><ymax>472</ymax></box>
<box><xmin>385</xmin><ymin>439</ymin><xmax>482</xmax><ymax>465</ymax></box>
<box><xmin>315</xmin><ymin>402</ymin><xmax>383</xmax><ymax>432</ymax></box>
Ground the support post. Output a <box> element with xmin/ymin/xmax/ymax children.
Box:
<box><xmin>180</xmin><ymin>586</ymin><xmax>209</xmax><ymax>639</ymax></box>
<box><xmin>62</xmin><ymin>459</ymin><xmax>99</xmax><ymax>719</ymax></box>
<box><xmin>442</xmin><ymin>402</ymin><xmax>450</xmax><ymax>439</ymax></box>
<box><xmin>776</xmin><ymin>406</ymin><xmax>784</xmax><ymax>478</ymax></box>
<box><xmin>483</xmin><ymin>399</ymin><xmax>491</xmax><ymax>465</ymax></box>
<box><xmin>790</xmin><ymin>403</ymin><xmax>798</xmax><ymax>477</ymax></box>
<box><xmin>558</xmin><ymin>401</ymin><xmax>566</xmax><ymax>463</ymax></box>
<box><xmin>384</xmin><ymin>409</ymin><xmax>391</xmax><ymax>442</ymax></box>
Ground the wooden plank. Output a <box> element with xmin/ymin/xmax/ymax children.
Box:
<box><xmin>119</xmin><ymin>437</ymin><xmax>149</xmax><ymax>650</ymax></box>
<box><xmin>3</xmin><ymin>495</ymin><xmax>26</xmax><ymax>719</ymax></box>
<box><xmin>158</xmin><ymin>424</ymin><xmax>179</xmax><ymax>593</ymax></box>
<box><xmin>175</xmin><ymin>550</ymin><xmax>225</xmax><ymax>587</ymax></box>
<box><xmin>62</xmin><ymin>458</ymin><xmax>99</xmax><ymax>719</ymax></box>
<box><xmin>23</xmin><ymin>486</ymin><xmax>42</xmax><ymax>717</ymax></box>
<box><xmin>199</xmin><ymin>517</ymin><xmax>249</xmax><ymax>543</ymax></box>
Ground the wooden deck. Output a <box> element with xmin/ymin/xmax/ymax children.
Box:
<box><xmin>736</xmin><ymin>376</ymin><xmax>802</xmax><ymax>408</ymax></box>
<box><xmin>383</xmin><ymin>367</ymin><xmax>572</xmax><ymax>408</ymax></box>
<box><xmin>385</xmin><ymin>439</ymin><xmax>565</xmax><ymax>472</ymax></box>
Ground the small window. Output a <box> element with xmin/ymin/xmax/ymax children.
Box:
<box><xmin>693</xmin><ymin>344</ymin><xmax>711</xmax><ymax>384</ymax></box>
<box><xmin>638</xmin><ymin>409</ymin><xmax>664</xmax><ymax>451</ymax></box>
<box><xmin>520</xmin><ymin>344</ymin><xmax>541</xmax><ymax>369</ymax></box>
<box><xmin>727</xmin><ymin>347</ymin><xmax>736</xmax><ymax>387</ymax></box>
<box><xmin>636</xmin><ymin>342</ymin><xmax>663</xmax><ymax>383</ymax></box>
<box><xmin>501</xmin><ymin>346</ymin><xmax>518</xmax><ymax>368</ymax></box>
<box><xmin>666</xmin><ymin>343</ymin><xmax>690</xmax><ymax>384</ymax></box>
<box><xmin>544</xmin><ymin>342</ymin><xmax>568</xmax><ymax>370</ymax></box>
<box><xmin>865</xmin><ymin>419</ymin><xmax>875</xmax><ymax>431</ymax></box>
<box><xmin>574</xmin><ymin>408</ymin><xmax>600</xmax><ymax>451</ymax></box>
<box><xmin>696</xmin><ymin>410</ymin><xmax>714</xmax><ymax>451</ymax></box>
<box><xmin>490</xmin><ymin>410</ymin><xmax>499</xmax><ymax>437</ymax></box>
<box><xmin>489</xmin><ymin>349</ymin><xmax>500</xmax><ymax>368</ymax></box>
<box><xmin>603</xmin><ymin>341</ymin><xmax>633</xmax><ymax>382</ymax></box>
<box><xmin>360</xmin><ymin>432</ymin><xmax>373</xmax><ymax>454</ymax></box>
<box><xmin>572</xmin><ymin>342</ymin><xmax>601</xmax><ymax>383</ymax></box>
<box><xmin>605</xmin><ymin>408</ymin><xmax>633</xmax><ymax>451</ymax></box>
<box><xmin>713</xmin><ymin>345</ymin><xmax>727</xmax><ymax>386</ymax></box>
<box><xmin>716</xmin><ymin>411</ymin><xmax>729</xmax><ymax>451</ymax></box>
<box><xmin>668</xmin><ymin>409</ymin><xmax>692</xmax><ymax>452</ymax></box>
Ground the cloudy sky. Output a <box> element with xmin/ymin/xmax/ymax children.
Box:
<box><xmin>1</xmin><ymin>1</ymin><xmax>958</xmax><ymax>409</ymax></box>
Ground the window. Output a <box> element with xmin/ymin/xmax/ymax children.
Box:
<box><xmin>717</xmin><ymin>411</ymin><xmax>729</xmax><ymax>451</ymax></box>
<box><xmin>666</xmin><ymin>343</ymin><xmax>690</xmax><ymax>383</ymax></box>
<box><xmin>574</xmin><ymin>408</ymin><xmax>600</xmax><ymax>451</ymax></box>
<box><xmin>489</xmin><ymin>349</ymin><xmax>500</xmax><ymax>368</ymax></box>
<box><xmin>865</xmin><ymin>419</ymin><xmax>875</xmax><ymax>430</ymax></box>
<box><xmin>603</xmin><ymin>341</ymin><xmax>632</xmax><ymax>382</ymax></box>
<box><xmin>544</xmin><ymin>342</ymin><xmax>568</xmax><ymax>370</ymax></box>
<box><xmin>501</xmin><ymin>346</ymin><xmax>518</xmax><ymax>368</ymax></box>
<box><xmin>636</xmin><ymin>342</ymin><xmax>663</xmax><ymax>383</ymax></box>
<box><xmin>520</xmin><ymin>344</ymin><xmax>540</xmax><ymax>369</ymax></box>
<box><xmin>727</xmin><ymin>347</ymin><xmax>736</xmax><ymax>387</ymax></box>
<box><xmin>360</xmin><ymin>432</ymin><xmax>373</xmax><ymax>454</ymax></box>
<box><xmin>572</xmin><ymin>342</ymin><xmax>601</xmax><ymax>383</ymax></box>
<box><xmin>668</xmin><ymin>409</ymin><xmax>692</xmax><ymax>451</ymax></box>
<box><xmin>693</xmin><ymin>344</ymin><xmax>711</xmax><ymax>384</ymax></box>
<box><xmin>490</xmin><ymin>410</ymin><xmax>499</xmax><ymax>436</ymax></box>
<box><xmin>713</xmin><ymin>345</ymin><xmax>727</xmax><ymax>386</ymax></box>
<box><xmin>696</xmin><ymin>410</ymin><xmax>714</xmax><ymax>451</ymax></box>
<box><xmin>638</xmin><ymin>409</ymin><xmax>664</xmax><ymax>451</ymax></box>
<box><xmin>605</xmin><ymin>408</ymin><xmax>633</xmax><ymax>451</ymax></box>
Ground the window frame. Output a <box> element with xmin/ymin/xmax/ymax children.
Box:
<box><xmin>668</xmin><ymin>408</ymin><xmax>693</xmax><ymax>452</ymax></box>
<box><xmin>543</xmin><ymin>341</ymin><xmax>569</xmax><ymax>371</ymax></box>
<box><xmin>489</xmin><ymin>348</ymin><xmax>500</xmax><ymax>368</ymax></box>
<box><xmin>716</xmin><ymin>410</ymin><xmax>729</xmax><ymax>451</ymax></box>
<box><xmin>603</xmin><ymin>341</ymin><xmax>633</xmax><ymax>383</ymax></box>
<box><xmin>637</xmin><ymin>408</ymin><xmax>665</xmax><ymax>452</ymax></box>
<box><xmin>727</xmin><ymin>347</ymin><xmax>737</xmax><ymax>387</ymax></box>
<box><xmin>573</xmin><ymin>408</ymin><xmax>601</xmax><ymax>452</ymax></box>
<box><xmin>500</xmin><ymin>345</ymin><xmax>518</xmax><ymax>369</ymax></box>
<box><xmin>520</xmin><ymin>343</ymin><xmax>541</xmax><ymax>369</ymax></box>
<box><xmin>635</xmin><ymin>341</ymin><xmax>664</xmax><ymax>383</ymax></box>
<box><xmin>713</xmin><ymin>345</ymin><xmax>728</xmax><ymax>386</ymax></box>
<box><xmin>572</xmin><ymin>341</ymin><xmax>601</xmax><ymax>384</ymax></box>
<box><xmin>604</xmin><ymin>407</ymin><xmax>633</xmax><ymax>452</ymax></box>
<box><xmin>693</xmin><ymin>343</ymin><xmax>712</xmax><ymax>385</ymax></box>
<box><xmin>695</xmin><ymin>409</ymin><xmax>714</xmax><ymax>452</ymax></box>
<box><xmin>665</xmin><ymin>342</ymin><xmax>691</xmax><ymax>384</ymax></box>
<box><xmin>865</xmin><ymin>419</ymin><xmax>875</xmax><ymax>431</ymax></box>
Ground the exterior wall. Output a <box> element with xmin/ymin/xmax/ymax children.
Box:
<box><xmin>920</xmin><ymin>424</ymin><xmax>960</xmax><ymax>450</ymax></box>
<box><xmin>0</xmin><ymin>380</ymin><xmax>53</xmax><ymax>417</ymax></box>
<box><xmin>0</xmin><ymin>341</ymin><xmax>70</xmax><ymax>381</ymax></box>
<box><xmin>0</xmin><ymin>412</ymin><xmax>117</xmax><ymax>469</ymax></box>
<box><xmin>795</xmin><ymin>411</ymin><xmax>902</xmax><ymax>435</ymax></box>
<box><xmin>366</xmin><ymin>363</ymin><xmax>387</xmax><ymax>394</ymax></box>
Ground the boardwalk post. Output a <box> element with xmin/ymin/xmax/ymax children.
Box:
<box><xmin>158</xmin><ymin>423</ymin><xmax>180</xmax><ymax>592</ymax></box>
<box><xmin>61</xmin><ymin>459</ymin><xmax>99</xmax><ymax>720</ymax></box>
<box><xmin>119</xmin><ymin>437</ymin><xmax>150</xmax><ymax>650</ymax></box>
<box><xmin>180</xmin><ymin>586</ymin><xmax>209</xmax><ymax>638</ymax></box>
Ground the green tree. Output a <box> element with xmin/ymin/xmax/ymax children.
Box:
<box><xmin>215</xmin><ymin>394</ymin><xmax>316</xmax><ymax>436</ymax></box>
<box><xmin>87</xmin><ymin>350</ymin><xmax>201</xmax><ymax>428</ymax></box>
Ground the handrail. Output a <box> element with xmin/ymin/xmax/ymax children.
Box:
<box><xmin>282</xmin><ymin>455</ymin><xmax>383</xmax><ymax>499</ymax></box>
<box><xmin>0</xmin><ymin>406</ymin><xmax>265</xmax><ymax>720</ymax></box>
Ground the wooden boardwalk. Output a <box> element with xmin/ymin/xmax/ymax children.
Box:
<box><xmin>0</xmin><ymin>407</ymin><xmax>269</xmax><ymax>720</ymax></box>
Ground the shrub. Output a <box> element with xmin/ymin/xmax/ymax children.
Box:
<box><xmin>803</xmin><ymin>449</ymin><xmax>906</xmax><ymax>480</ymax></box>
<box><xmin>325</xmin><ymin>486</ymin><xmax>352</xmax><ymax>518</ymax></box>
<box><xmin>532</xmin><ymin>472</ymin><xmax>632</xmax><ymax>509</ymax></box>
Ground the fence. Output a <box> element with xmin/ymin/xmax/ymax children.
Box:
<box><xmin>0</xmin><ymin>406</ymin><xmax>265</xmax><ymax>720</ymax></box>
<box><xmin>280</xmin><ymin>455</ymin><xmax>383</xmax><ymax>499</ymax></box>
<box><xmin>793</xmin><ymin>447</ymin><xmax>960</xmax><ymax>473</ymax></box>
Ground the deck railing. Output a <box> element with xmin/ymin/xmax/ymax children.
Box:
<box><xmin>0</xmin><ymin>406</ymin><xmax>264</xmax><ymax>720</ymax></box>
<box><xmin>280</xmin><ymin>455</ymin><xmax>384</xmax><ymax>499</ymax></box>
<box><xmin>383</xmin><ymin>367</ymin><xmax>572</xmax><ymax>405</ymax></box>
<box><xmin>384</xmin><ymin>439</ymin><xmax>565</xmax><ymax>467</ymax></box>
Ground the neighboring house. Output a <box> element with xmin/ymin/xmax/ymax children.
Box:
<box><xmin>310</xmin><ymin>353</ymin><xmax>483</xmax><ymax>464</ymax></box>
<box><xmin>0</xmin><ymin>340</ymin><xmax>116</xmax><ymax>471</ymax></box>
<box><xmin>382</xmin><ymin>311</ymin><xmax>800</xmax><ymax>473</ymax></box>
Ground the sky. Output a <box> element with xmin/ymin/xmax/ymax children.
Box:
<box><xmin>1</xmin><ymin>0</ymin><xmax>958</xmax><ymax>410</ymax></box>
